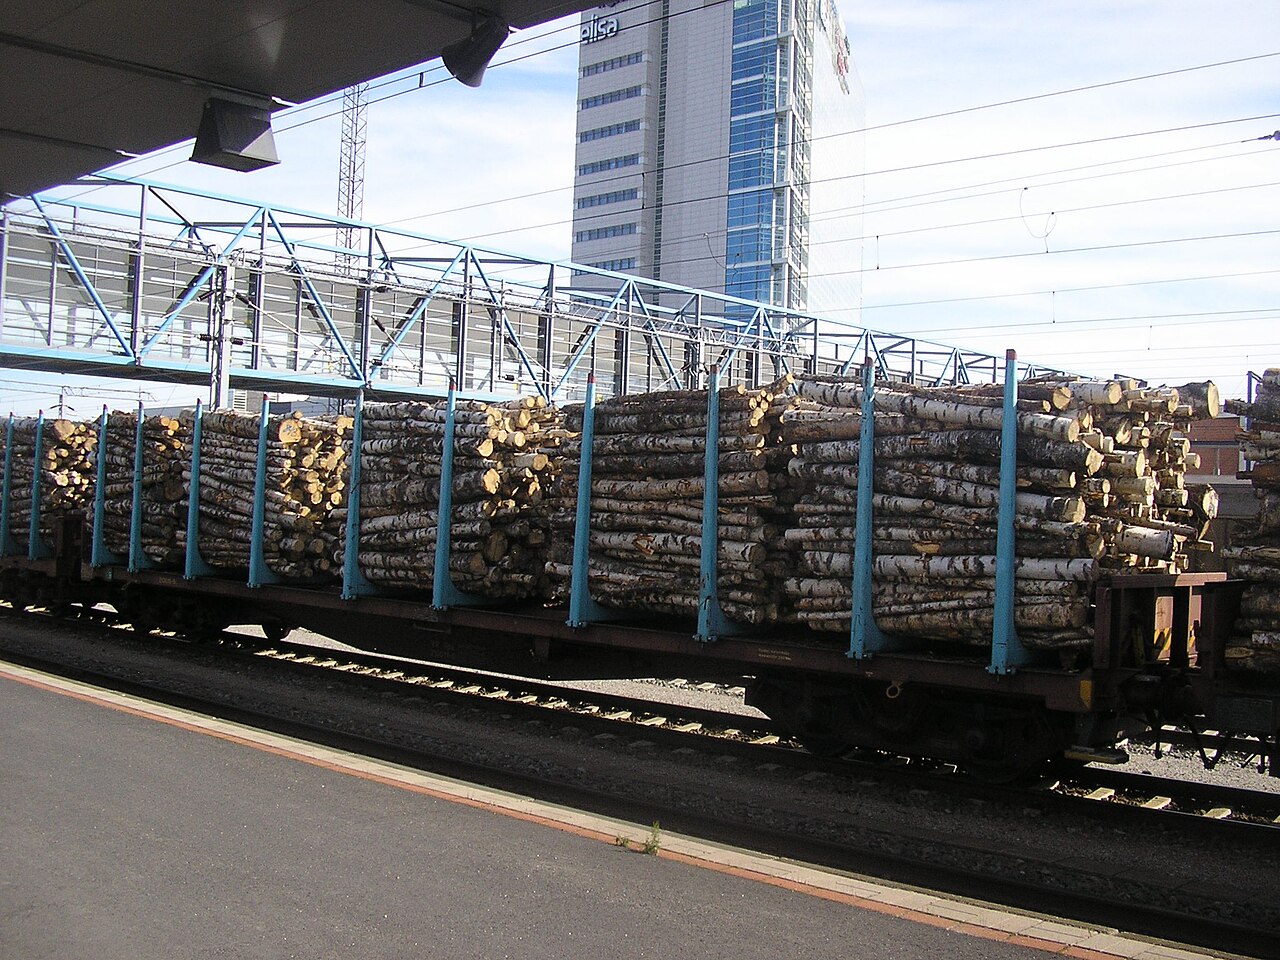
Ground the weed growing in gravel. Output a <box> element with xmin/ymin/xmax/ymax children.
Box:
<box><xmin>642</xmin><ymin>821</ymin><xmax>661</xmax><ymax>855</ymax></box>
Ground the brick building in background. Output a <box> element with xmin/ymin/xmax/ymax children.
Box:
<box><xmin>1186</xmin><ymin>413</ymin><xmax>1254</xmax><ymax>570</ymax></box>
<box><xmin>1188</xmin><ymin>414</ymin><xmax>1244</xmax><ymax>478</ymax></box>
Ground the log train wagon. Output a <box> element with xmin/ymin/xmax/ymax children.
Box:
<box><xmin>0</xmin><ymin>359</ymin><xmax>1277</xmax><ymax>780</ymax></box>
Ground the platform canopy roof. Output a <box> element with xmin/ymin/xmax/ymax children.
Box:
<box><xmin>1</xmin><ymin>0</ymin><xmax>586</xmax><ymax>198</ymax></box>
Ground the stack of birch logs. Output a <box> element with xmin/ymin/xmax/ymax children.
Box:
<box><xmin>2</xmin><ymin>416</ymin><xmax>96</xmax><ymax>550</ymax></box>
<box><xmin>777</xmin><ymin>373</ymin><xmax>1219</xmax><ymax>652</ymax></box>
<box><xmin>1222</xmin><ymin>369</ymin><xmax>1280</xmax><ymax>673</ymax></box>
<box><xmin>545</xmin><ymin>380</ymin><xmax>787</xmax><ymax>624</ymax></box>
<box><xmin>1053</xmin><ymin>376</ymin><xmax>1220</xmax><ymax>573</ymax></box>
<box><xmin>192</xmin><ymin>409</ymin><xmax>349</xmax><ymax>580</ymax></box>
<box><xmin>99</xmin><ymin>410</ymin><xmax>191</xmax><ymax>567</ymax></box>
<box><xmin>353</xmin><ymin>398</ymin><xmax>559</xmax><ymax>599</ymax></box>
<box><xmin>780</xmin><ymin>377</ymin><xmax>1098</xmax><ymax>649</ymax></box>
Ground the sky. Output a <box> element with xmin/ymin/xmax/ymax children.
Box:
<box><xmin>4</xmin><ymin>0</ymin><xmax>1278</xmax><ymax>414</ymax></box>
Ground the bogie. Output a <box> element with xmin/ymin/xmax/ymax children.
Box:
<box><xmin>747</xmin><ymin>676</ymin><xmax>1075</xmax><ymax>777</ymax></box>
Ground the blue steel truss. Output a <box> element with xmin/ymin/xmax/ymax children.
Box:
<box><xmin>0</xmin><ymin>175</ymin><xmax>1069</xmax><ymax>403</ymax></box>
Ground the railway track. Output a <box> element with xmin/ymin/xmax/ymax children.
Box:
<box><xmin>207</xmin><ymin>627</ymin><xmax>1280</xmax><ymax>833</ymax></box>
<box><xmin>1057</xmin><ymin>765</ymin><xmax>1280</xmax><ymax>826</ymax></box>
<box><xmin>12</xmin><ymin>598</ymin><xmax>1280</xmax><ymax>835</ymax></box>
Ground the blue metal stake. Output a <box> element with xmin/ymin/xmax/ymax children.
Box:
<box><xmin>128</xmin><ymin>401</ymin><xmax>156</xmax><ymax>572</ymax></box>
<box><xmin>342</xmin><ymin>390</ymin><xmax>379</xmax><ymax>599</ymax></box>
<box><xmin>1</xmin><ymin>414</ymin><xmax>16</xmax><ymax>556</ymax></box>
<box><xmin>849</xmin><ymin>362</ymin><xmax>895</xmax><ymax>658</ymax></box>
<box><xmin>432</xmin><ymin>381</ymin><xmax>484</xmax><ymax>609</ymax></box>
<box><xmin>248</xmin><ymin>396</ymin><xmax>281</xmax><ymax>587</ymax></box>
<box><xmin>567</xmin><ymin>373</ymin><xmax>608</xmax><ymax>626</ymax></box>
<box><xmin>28</xmin><ymin>412</ymin><xmax>51</xmax><ymax>560</ymax></box>
<box><xmin>184</xmin><ymin>401</ymin><xmax>214</xmax><ymax>579</ymax></box>
<box><xmin>91</xmin><ymin>406</ymin><xmax>122</xmax><ymax>567</ymax></box>
<box><xmin>990</xmin><ymin>348</ymin><xmax>1033</xmax><ymax>675</ymax></box>
<box><xmin>696</xmin><ymin>364</ymin><xmax>743</xmax><ymax>643</ymax></box>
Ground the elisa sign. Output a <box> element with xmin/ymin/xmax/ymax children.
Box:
<box><xmin>581</xmin><ymin>15</ymin><xmax>619</xmax><ymax>42</ymax></box>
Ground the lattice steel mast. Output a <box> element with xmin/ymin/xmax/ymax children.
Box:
<box><xmin>336</xmin><ymin>83</ymin><xmax>369</xmax><ymax>274</ymax></box>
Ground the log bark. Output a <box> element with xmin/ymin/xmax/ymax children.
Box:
<box><xmin>863</xmin><ymin>388</ymin><xmax>1081</xmax><ymax>442</ymax></box>
<box><xmin>799</xmin><ymin>551</ymin><xmax>1097</xmax><ymax>582</ymax></box>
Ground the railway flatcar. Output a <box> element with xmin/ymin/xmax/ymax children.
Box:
<box><xmin>0</xmin><ymin>359</ymin><xmax>1276</xmax><ymax>781</ymax></box>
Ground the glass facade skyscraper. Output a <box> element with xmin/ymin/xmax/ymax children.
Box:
<box><xmin>570</xmin><ymin>0</ymin><xmax>864</xmax><ymax>319</ymax></box>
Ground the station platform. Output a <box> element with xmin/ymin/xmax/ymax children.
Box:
<box><xmin>0</xmin><ymin>660</ymin><xmax>1226</xmax><ymax>960</ymax></box>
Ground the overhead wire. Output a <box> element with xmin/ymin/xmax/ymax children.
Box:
<box><xmin>30</xmin><ymin>27</ymin><xmax>1269</xmax><ymax>394</ymax></box>
<box><xmin>35</xmin><ymin>86</ymin><xmax>1274</xmax><ymax>378</ymax></box>
<box><xmin>61</xmin><ymin>39</ymin><xmax>1277</xmax><ymax>229</ymax></box>
<box><xmin>380</xmin><ymin>49</ymin><xmax>1280</xmax><ymax>227</ymax></box>
<box><xmin>905</xmin><ymin>307</ymin><xmax>1280</xmax><ymax>337</ymax></box>
<box><xmin>438</xmin><ymin>137</ymin><xmax>1264</xmax><ymax>243</ymax></box>
<box><xmin>819</xmin><ymin>227</ymin><xmax>1280</xmax><ymax>278</ymax></box>
<box><xmin>450</xmin><ymin>164</ymin><xmax>1280</xmax><ymax>256</ymax></box>
<box><xmin>856</xmin><ymin>143</ymin><xmax>1268</xmax><ymax>217</ymax></box>
<box><xmin>395</xmin><ymin>141</ymin><xmax>1274</xmax><ymax>304</ymax></box>
<box><xmin>439</xmin><ymin>189</ymin><xmax>1280</xmax><ymax>288</ymax></box>
<box><xmin>385</xmin><ymin>115</ymin><xmax>1277</xmax><ymax>270</ymax></box>
<box><xmin>854</xmin><ymin>267</ymin><xmax>1280</xmax><ymax>314</ymax></box>
<box><xmin>1039</xmin><ymin>341</ymin><xmax>1280</xmax><ymax>362</ymax></box>
<box><xmin>613</xmin><ymin>176</ymin><xmax>1280</xmax><ymax>279</ymax></box>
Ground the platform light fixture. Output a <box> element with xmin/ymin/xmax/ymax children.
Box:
<box><xmin>441</xmin><ymin>12</ymin><xmax>510</xmax><ymax>87</ymax></box>
<box><xmin>190</xmin><ymin>98</ymin><xmax>280</xmax><ymax>172</ymax></box>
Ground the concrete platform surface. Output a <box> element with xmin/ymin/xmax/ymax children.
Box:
<box><xmin>0</xmin><ymin>661</ymin><xmax>1237</xmax><ymax>960</ymax></box>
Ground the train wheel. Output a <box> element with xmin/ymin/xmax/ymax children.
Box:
<box><xmin>262</xmin><ymin>621</ymin><xmax>292</xmax><ymax>642</ymax></box>
<box><xmin>170</xmin><ymin>601</ymin><xmax>225</xmax><ymax>643</ymax></box>
<box><xmin>959</xmin><ymin>709</ymin><xmax>1066</xmax><ymax>783</ymax></box>
<box><xmin>11</xmin><ymin>579</ymin><xmax>38</xmax><ymax>612</ymax></box>
<box><xmin>120</xmin><ymin>589</ymin><xmax>166</xmax><ymax>634</ymax></box>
